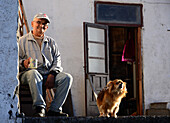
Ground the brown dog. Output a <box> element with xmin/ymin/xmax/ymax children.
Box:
<box><xmin>96</xmin><ymin>79</ymin><xmax>127</xmax><ymax>118</ymax></box>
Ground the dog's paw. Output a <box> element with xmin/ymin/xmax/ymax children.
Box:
<box><xmin>113</xmin><ymin>114</ymin><xmax>117</xmax><ymax>118</ymax></box>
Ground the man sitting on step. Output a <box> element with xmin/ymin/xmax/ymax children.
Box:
<box><xmin>18</xmin><ymin>13</ymin><xmax>72</xmax><ymax>117</ymax></box>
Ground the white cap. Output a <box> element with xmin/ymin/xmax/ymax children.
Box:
<box><xmin>33</xmin><ymin>13</ymin><xmax>50</xmax><ymax>23</ymax></box>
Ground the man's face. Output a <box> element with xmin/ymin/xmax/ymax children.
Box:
<box><xmin>31</xmin><ymin>18</ymin><xmax>48</xmax><ymax>37</ymax></box>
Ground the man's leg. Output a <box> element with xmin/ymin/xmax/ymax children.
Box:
<box><xmin>20</xmin><ymin>69</ymin><xmax>46</xmax><ymax>116</ymax></box>
<box><xmin>48</xmin><ymin>72</ymin><xmax>72</xmax><ymax>116</ymax></box>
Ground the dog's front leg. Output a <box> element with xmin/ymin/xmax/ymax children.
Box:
<box><xmin>99</xmin><ymin>112</ymin><xmax>104</xmax><ymax>117</ymax></box>
<box><xmin>111</xmin><ymin>106</ymin><xmax>119</xmax><ymax>118</ymax></box>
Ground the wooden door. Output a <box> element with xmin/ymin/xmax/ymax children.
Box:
<box><xmin>83</xmin><ymin>22</ymin><xmax>109</xmax><ymax>116</ymax></box>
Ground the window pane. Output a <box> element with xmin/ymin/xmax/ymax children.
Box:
<box><xmin>96</xmin><ymin>3</ymin><xmax>142</xmax><ymax>26</ymax></box>
<box><xmin>89</xmin><ymin>59</ymin><xmax>105</xmax><ymax>73</ymax></box>
<box><xmin>88</xmin><ymin>27</ymin><xmax>105</xmax><ymax>42</ymax></box>
<box><xmin>89</xmin><ymin>43</ymin><xmax>105</xmax><ymax>58</ymax></box>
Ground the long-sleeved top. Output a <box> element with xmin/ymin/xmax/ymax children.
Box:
<box><xmin>18</xmin><ymin>31</ymin><xmax>63</xmax><ymax>76</ymax></box>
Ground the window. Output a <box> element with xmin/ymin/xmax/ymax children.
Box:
<box><xmin>95</xmin><ymin>2</ymin><xmax>143</xmax><ymax>27</ymax></box>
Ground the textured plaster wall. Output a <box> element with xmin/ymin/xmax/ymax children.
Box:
<box><xmin>142</xmin><ymin>0</ymin><xmax>170</xmax><ymax>110</ymax></box>
<box><xmin>0</xmin><ymin>0</ymin><xmax>18</xmax><ymax>121</ymax></box>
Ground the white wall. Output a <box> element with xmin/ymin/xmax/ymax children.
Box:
<box><xmin>0</xmin><ymin>0</ymin><xmax>18</xmax><ymax>121</ymax></box>
<box><xmin>142</xmin><ymin>0</ymin><xmax>170</xmax><ymax>110</ymax></box>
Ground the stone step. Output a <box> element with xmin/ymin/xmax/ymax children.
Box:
<box><xmin>150</xmin><ymin>102</ymin><xmax>168</xmax><ymax>109</ymax></box>
<box><xmin>146</xmin><ymin>109</ymin><xmax>170</xmax><ymax>116</ymax></box>
<box><xmin>16</xmin><ymin>116</ymin><xmax>170</xmax><ymax>123</ymax></box>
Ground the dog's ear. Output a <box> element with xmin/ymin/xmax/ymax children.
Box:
<box><xmin>107</xmin><ymin>81</ymin><xmax>115</xmax><ymax>93</ymax></box>
<box><xmin>111</xmin><ymin>84</ymin><xmax>115</xmax><ymax>91</ymax></box>
<box><xmin>107</xmin><ymin>81</ymin><xmax>113</xmax><ymax>87</ymax></box>
<box><xmin>107</xmin><ymin>81</ymin><xmax>114</xmax><ymax>92</ymax></box>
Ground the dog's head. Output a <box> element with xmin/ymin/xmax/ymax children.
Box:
<box><xmin>107</xmin><ymin>79</ymin><xmax>127</xmax><ymax>94</ymax></box>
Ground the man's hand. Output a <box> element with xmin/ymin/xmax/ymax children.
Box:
<box><xmin>24</xmin><ymin>57</ymin><xmax>31</xmax><ymax>68</ymax></box>
<box><xmin>45</xmin><ymin>74</ymin><xmax>55</xmax><ymax>89</ymax></box>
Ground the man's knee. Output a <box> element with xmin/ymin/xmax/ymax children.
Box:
<box><xmin>27</xmin><ymin>69</ymin><xmax>40</xmax><ymax>75</ymax></box>
<box><xmin>21</xmin><ymin>69</ymin><xmax>43</xmax><ymax>83</ymax></box>
<box><xmin>57</xmin><ymin>72</ymin><xmax>73</xmax><ymax>88</ymax></box>
<box><xmin>65</xmin><ymin>73</ymin><xmax>73</xmax><ymax>87</ymax></box>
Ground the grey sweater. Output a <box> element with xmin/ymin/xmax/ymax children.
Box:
<box><xmin>18</xmin><ymin>31</ymin><xmax>63</xmax><ymax>76</ymax></box>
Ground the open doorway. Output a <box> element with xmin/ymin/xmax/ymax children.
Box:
<box><xmin>109</xmin><ymin>27</ymin><xmax>137</xmax><ymax>116</ymax></box>
<box><xmin>84</xmin><ymin>22</ymin><xmax>143</xmax><ymax>116</ymax></box>
<box><xmin>84</xmin><ymin>1</ymin><xmax>143</xmax><ymax>116</ymax></box>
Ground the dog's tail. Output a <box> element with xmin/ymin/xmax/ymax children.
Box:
<box><xmin>87</xmin><ymin>75</ymin><xmax>98</xmax><ymax>100</ymax></box>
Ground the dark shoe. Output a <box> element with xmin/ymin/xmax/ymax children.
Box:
<box><xmin>34</xmin><ymin>106</ymin><xmax>46</xmax><ymax>117</ymax></box>
<box><xmin>47</xmin><ymin>110</ymin><xmax>68</xmax><ymax>117</ymax></box>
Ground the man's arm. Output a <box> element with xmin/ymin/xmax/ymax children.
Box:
<box><xmin>45</xmin><ymin>74</ymin><xmax>55</xmax><ymax>89</ymax></box>
<box><xmin>49</xmin><ymin>39</ymin><xmax>63</xmax><ymax>74</ymax></box>
<box><xmin>18</xmin><ymin>36</ymin><xmax>32</xmax><ymax>73</ymax></box>
<box><xmin>45</xmin><ymin>38</ymin><xmax>63</xmax><ymax>89</ymax></box>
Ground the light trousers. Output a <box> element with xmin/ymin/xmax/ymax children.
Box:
<box><xmin>20</xmin><ymin>69</ymin><xmax>72</xmax><ymax>112</ymax></box>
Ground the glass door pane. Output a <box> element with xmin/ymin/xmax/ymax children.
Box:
<box><xmin>88</xmin><ymin>27</ymin><xmax>105</xmax><ymax>42</ymax></box>
<box><xmin>87</xmin><ymin>26</ymin><xmax>106</xmax><ymax>73</ymax></box>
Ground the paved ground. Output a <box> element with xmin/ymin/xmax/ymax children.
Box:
<box><xmin>19</xmin><ymin>116</ymin><xmax>170</xmax><ymax>123</ymax></box>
